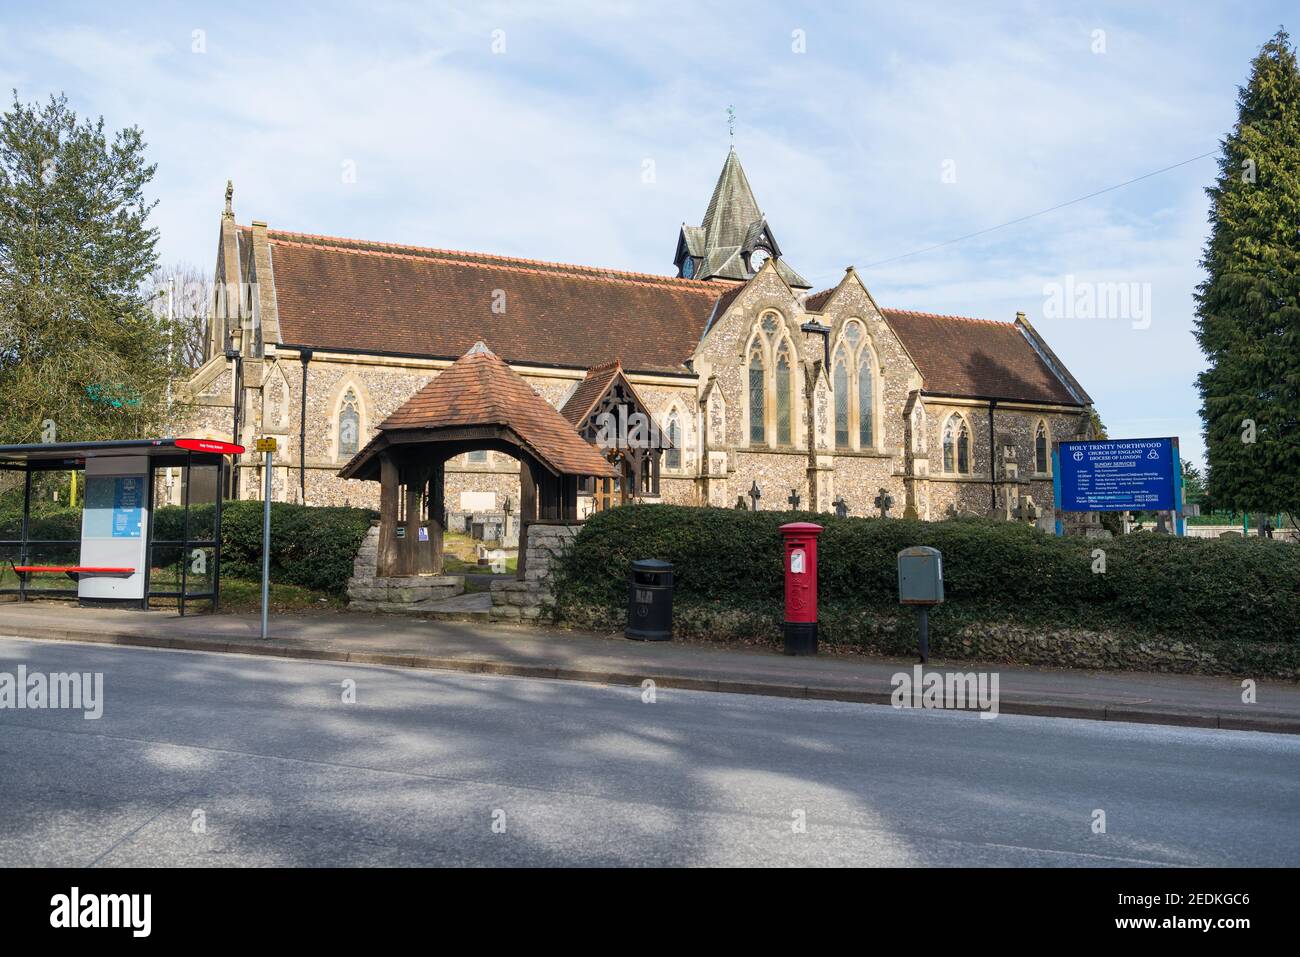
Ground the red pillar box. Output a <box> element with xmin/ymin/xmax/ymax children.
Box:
<box><xmin>780</xmin><ymin>522</ymin><xmax>823</xmax><ymax>656</ymax></box>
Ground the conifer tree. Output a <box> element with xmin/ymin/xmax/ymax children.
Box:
<box><xmin>0</xmin><ymin>92</ymin><xmax>178</xmax><ymax>444</ymax></box>
<box><xmin>1194</xmin><ymin>29</ymin><xmax>1300</xmax><ymax>516</ymax></box>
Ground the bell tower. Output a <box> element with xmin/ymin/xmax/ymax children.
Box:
<box><xmin>673</xmin><ymin>149</ymin><xmax>809</xmax><ymax>288</ymax></box>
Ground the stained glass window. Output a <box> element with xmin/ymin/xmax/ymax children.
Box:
<box><xmin>858</xmin><ymin>355</ymin><xmax>873</xmax><ymax>447</ymax></box>
<box><xmin>943</xmin><ymin>421</ymin><xmax>955</xmax><ymax>472</ymax></box>
<box><xmin>339</xmin><ymin>389</ymin><xmax>360</xmax><ymax>456</ymax></box>
<box><xmin>776</xmin><ymin>343</ymin><xmax>792</xmax><ymax>445</ymax></box>
<box><xmin>666</xmin><ymin>411</ymin><xmax>681</xmax><ymax>469</ymax></box>
<box><xmin>1035</xmin><ymin>421</ymin><xmax>1048</xmax><ymax>473</ymax></box>
<box><xmin>834</xmin><ymin>353</ymin><xmax>849</xmax><ymax>449</ymax></box>
<box><xmin>957</xmin><ymin>421</ymin><xmax>970</xmax><ymax>473</ymax></box>
<box><xmin>748</xmin><ymin>344</ymin><xmax>765</xmax><ymax>444</ymax></box>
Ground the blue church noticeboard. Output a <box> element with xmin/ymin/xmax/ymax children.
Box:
<box><xmin>1056</xmin><ymin>438</ymin><xmax>1178</xmax><ymax>512</ymax></box>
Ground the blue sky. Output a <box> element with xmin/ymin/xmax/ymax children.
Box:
<box><xmin>3</xmin><ymin>1</ymin><xmax>1293</xmax><ymax>467</ymax></box>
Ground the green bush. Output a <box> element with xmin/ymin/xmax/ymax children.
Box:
<box><xmin>213</xmin><ymin>501</ymin><xmax>376</xmax><ymax>594</ymax></box>
<box><xmin>552</xmin><ymin>505</ymin><xmax>1300</xmax><ymax>649</ymax></box>
<box><xmin>0</xmin><ymin>506</ymin><xmax>82</xmax><ymax>542</ymax></box>
<box><xmin>0</xmin><ymin>500</ymin><xmax>375</xmax><ymax>596</ymax></box>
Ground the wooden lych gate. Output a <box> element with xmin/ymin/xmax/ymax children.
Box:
<box><xmin>338</xmin><ymin>342</ymin><xmax>617</xmax><ymax>579</ymax></box>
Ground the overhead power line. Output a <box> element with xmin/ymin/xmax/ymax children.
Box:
<box><xmin>861</xmin><ymin>149</ymin><xmax>1219</xmax><ymax>270</ymax></box>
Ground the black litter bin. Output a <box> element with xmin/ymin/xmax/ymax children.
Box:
<box><xmin>626</xmin><ymin>559</ymin><xmax>673</xmax><ymax>641</ymax></box>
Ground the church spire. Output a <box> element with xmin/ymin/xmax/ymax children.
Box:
<box><xmin>673</xmin><ymin>150</ymin><xmax>809</xmax><ymax>288</ymax></box>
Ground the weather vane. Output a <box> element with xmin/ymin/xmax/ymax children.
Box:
<box><xmin>726</xmin><ymin>105</ymin><xmax>735</xmax><ymax>141</ymax></box>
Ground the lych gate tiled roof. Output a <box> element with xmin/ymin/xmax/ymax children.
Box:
<box><xmin>341</xmin><ymin>342</ymin><xmax>616</xmax><ymax>479</ymax></box>
<box><xmin>263</xmin><ymin>230</ymin><xmax>721</xmax><ymax>374</ymax></box>
<box><xmin>882</xmin><ymin>310</ymin><xmax>1080</xmax><ymax>406</ymax></box>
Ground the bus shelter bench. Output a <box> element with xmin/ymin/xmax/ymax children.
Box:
<box><xmin>11</xmin><ymin>565</ymin><xmax>136</xmax><ymax>583</ymax></box>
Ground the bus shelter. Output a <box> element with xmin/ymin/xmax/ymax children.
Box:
<box><xmin>0</xmin><ymin>438</ymin><xmax>243</xmax><ymax>613</ymax></box>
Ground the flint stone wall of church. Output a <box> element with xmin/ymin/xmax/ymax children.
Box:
<box><xmin>809</xmin><ymin>274</ymin><xmax>923</xmax><ymax>460</ymax></box>
<box><xmin>921</xmin><ymin>406</ymin><xmax>1088</xmax><ymax>519</ymax></box>
<box><xmin>730</xmin><ymin>449</ymin><xmax>810</xmax><ymax>510</ymax></box>
<box><xmin>829</xmin><ymin>453</ymin><xmax>904</xmax><ymax>517</ymax></box>
<box><xmin>179</xmin><ymin>298</ymin><xmax>1089</xmax><ymax>527</ymax></box>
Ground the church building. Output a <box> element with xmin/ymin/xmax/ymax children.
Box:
<box><xmin>181</xmin><ymin>150</ymin><xmax>1096</xmax><ymax>526</ymax></box>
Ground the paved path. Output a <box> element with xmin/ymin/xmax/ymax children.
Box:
<box><xmin>1</xmin><ymin>602</ymin><xmax>1297</xmax><ymax>733</ymax></box>
<box><xmin>1</xmin><ymin>639</ymin><xmax>1298</xmax><ymax>867</ymax></box>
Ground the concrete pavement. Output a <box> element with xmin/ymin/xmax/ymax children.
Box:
<box><xmin>1</xmin><ymin>601</ymin><xmax>1298</xmax><ymax>733</ymax></box>
<box><xmin>1</xmin><ymin>638</ymin><xmax>1297</xmax><ymax>867</ymax></box>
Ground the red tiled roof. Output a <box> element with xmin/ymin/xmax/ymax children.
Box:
<box><xmin>257</xmin><ymin>226</ymin><xmax>1081</xmax><ymax>406</ymax></box>
<box><xmin>803</xmin><ymin>287</ymin><xmax>835</xmax><ymax>312</ymax></box>
<box><xmin>341</xmin><ymin>343</ymin><xmax>617</xmax><ymax>479</ymax></box>
<box><xmin>882</xmin><ymin>310</ymin><xmax>1080</xmax><ymax>406</ymax></box>
<box><xmin>261</xmin><ymin>230</ymin><xmax>721</xmax><ymax>374</ymax></box>
<box><xmin>559</xmin><ymin>360</ymin><xmax>622</xmax><ymax>426</ymax></box>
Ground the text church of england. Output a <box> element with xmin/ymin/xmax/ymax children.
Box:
<box><xmin>181</xmin><ymin>150</ymin><xmax>1096</xmax><ymax>527</ymax></box>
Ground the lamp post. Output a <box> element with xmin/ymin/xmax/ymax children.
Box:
<box><xmin>299</xmin><ymin>348</ymin><xmax>312</xmax><ymax>505</ymax></box>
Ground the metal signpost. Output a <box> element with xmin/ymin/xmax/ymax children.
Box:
<box><xmin>1052</xmin><ymin>437</ymin><xmax>1183</xmax><ymax>536</ymax></box>
<box><xmin>256</xmin><ymin>437</ymin><xmax>276</xmax><ymax>639</ymax></box>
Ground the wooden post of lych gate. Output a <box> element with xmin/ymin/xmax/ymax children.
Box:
<box><xmin>377</xmin><ymin>452</ymin><xmax>400</xmax><ymax>577</ymax></box>
<box><xmin>517</xmin><ymin>457</ymin><xmax>538</xmax><ymax>581</ymax></box>
<box><xmin>402</xmin><ymin>462</ymin><xmax>426</xmax><ymax>576</ymax></box>
<box><xmin>426</xmin><ymin>457</ymin><xmax>444</xmax><ymax>575</ymax></box>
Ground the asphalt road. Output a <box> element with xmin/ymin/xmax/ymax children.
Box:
<box><xmin>1</xmin><ymin>637</ymin><xmax>1298</xmax><ymax>867</ymax></box>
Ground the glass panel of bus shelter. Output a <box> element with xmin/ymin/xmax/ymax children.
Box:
<box><xmin>185</xmin><ymin>463</ymin><xmax>219</xmax><ymax>543</ymax></box>
<box><xmin>5</xmin><ymin>469</ymin><xmax>82</xmax><ymax>594</ymax></box>
<box><xmin>148</xmin><ymin>466</ymin><xmax>183</xmax><ymax>594</ymax></box>
<box><xmin>185</xmin><ymin>545</ymin><xmax>216</xmax><ymax>598</ymax></box>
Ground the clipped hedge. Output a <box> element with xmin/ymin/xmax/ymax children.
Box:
<box><xmin>197</xmin><ymin>501</ymin><xmax>376</xmax><ymax>594</ymax></box>
<box><xmin>0</xmin><ymin>501</ymin><xmax>375</xmax><ymax>596</ymax></box>
<box><xmin>551</xmin><ymin>505</ymin><xmax>1300</xmax><ymax>673</ymax></box>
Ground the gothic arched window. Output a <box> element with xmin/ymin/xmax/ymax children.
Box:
<box><xmin>831</xmin><ymin>320</ymin><xmax>877</xmax><ymax>451</ymax></box>
<box><xmin>665</xmin><ymin>410</ymin><xmax>681</xmax><ymax>470</ymax></box>
<box><xmin>943</xmin><ymin>414</ymin><xmax>971</xmax><ymax>474</ymax></box>
<box><xmin>338</xmin><ymin>388</ymin><xmax>360</xmax><ymax>457</ymax></box>
<box><xmin>857</xmin><ymin>355</ymin><xmax>874</xmax><ymax>448</ymax></box>
<box><xmin>1035</xmin><ymin>420</ymin><xmax>1049</xmax><ymax>473</ymax></box>
<box><xmin>833</xmin><ymin>350</ymin><xmax>850</xmax><ymax>449</ymax></box>
<box><xmin>747</xmin><ymin>340</ymin><xmax>766</xmax><ymax>445</ymax></box>
<box><xmin>775</xmin><ymin>342</ymin><xmax>792</xmax><ymax>445</ymax></box>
